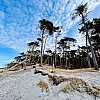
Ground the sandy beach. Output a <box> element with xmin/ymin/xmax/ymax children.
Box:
<box><xmin>0</xmin><ymin>65</ymin><xmax>100</xmax><ymax>100</ymax></box>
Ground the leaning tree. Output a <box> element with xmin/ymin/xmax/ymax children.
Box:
<box><xmin>72</xmin><ymin>3</ymin><xmax>98</xmax><ymax>70</ymax></box>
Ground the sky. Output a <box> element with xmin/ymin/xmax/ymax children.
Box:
<box><xmin>0</xmin><ymin>0</ymin><xmax>100</xmax><ymax>68</ymax></box>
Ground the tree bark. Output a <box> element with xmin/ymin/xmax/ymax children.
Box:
<box><xmin>43</xmin><ymin>35</ymin><xmax>48</xmax><ymax>55</ymax></box>
<box><xmin>40</xmin><ymin>30</ymin><xmax>44</xmax><ymax>66</ymax></box>
<box><xmin>84</xmin><ymin>22</ymin><xmax>98</xmax><ymax>70</ymax></box>
<box><xmin>55</xmin><ymin>36</ymin><xmax>57</xmax><ymax>68</ymax></box>
<box><xmin>86</xmin><ymin>32</ymin><xmax>91</xmax><ymax>68</ymax></box>
<box><xmin>65</xmin><ymin>53</ymin><xmax>67</xmax><ymax>69</ymax></box>
<box><xmin>60</xmin><ymin>56</ymin><xmax>61</xmax><ymax>67</ymax></box>
<box><xmin>29</xmin><ymin>45</ymin><xmax>34</xmax><ymax>64</ymax></box>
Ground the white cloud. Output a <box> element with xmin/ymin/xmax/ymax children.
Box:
<box><xmin>0</xmin><ymin>0</ymin><xmax>99</xmax><ymax>53</ymax></box>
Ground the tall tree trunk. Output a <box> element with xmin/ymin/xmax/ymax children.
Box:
<box><xmin>84</xmin><ymin>22</ymin><xmax>98</xmax><ymax>70</ymax></box>
<box><xmin>60</xmin><ymin>56</ymin><xmax>61</xmax><ymax>67</ymax></box>
<box><xmin>43</xmin><ymin>35</ymin><xmax>48</xmax><ymax>55</ymax></box>
<box><xmin>52</xmin><ymin>57</ymin><xmax>54</xmax><ymax>73</ymax></box>
<box><xmin>40</xmin><ymin>30</ymin><xmax>44</xmax><ymax>66</ymax></box>
<box><xmin>50</xmin><ymin>56</ymin><xmax>52</xmax><ymax>65</ymax></box>
<box><xmin>29</xmin><ymin>46</ymin><xmax>34</xmax><ymax>64</ymax></box>
<box><xmin>65</xmin><ymin>53</ymin><xmax>67</xmax><ymax>69</ymax></box>
<box><xmin>86</xmin><ymin>33</ymin><xmax>91</xmax><ymax>68</ymax></box>
<box><xmin>55</xmin><ymin>36</ymin><xmax>57</xmax><ymax>68</ymax></box>
<box><xmin>68</xmin><ymin>43</ymin><xmax>71</xmax><ymax>67</ymax></box>
<box><xmin>69</xmin><ymin>52</ymin><xmax>71</xmax><ymax>67</ymax></box>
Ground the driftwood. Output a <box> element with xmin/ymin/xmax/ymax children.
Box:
<box><xmin>34</xmin><ymin>68</ymin><xmax>42</xmax><ymax>74</ymax></box>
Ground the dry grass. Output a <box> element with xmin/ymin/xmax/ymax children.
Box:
<box><xmin>35</xmin><ymin>66</ymin><xmax>100</xmax><ymax>97</ymax></box>
<box><xmin>37</xmin><ymin>79</ymin><xmax>49</xmax><ymax>92</ymax></box>
<box><xmin>37</xmin><ymin>65</ymin><xmax>100</xmax><ymax>74</ymax></box>
<box><xmin>59</xmin><ymin>77</ymin><xmax>100</xmax><ymax>97</ymax></box>
<box><xmin>48</xmin><ymin>74</ymin><xmax>100</xmax><ymax>97</ymax></box>
<box><xmin>60</xmin><ymin>84</ymin><xmax>69</xmax><ymax>93</ymax></box>
<box><xmin>0</xmin><ymin>73</ymin><xmax>3</xmax><ymax>77</ymax></box>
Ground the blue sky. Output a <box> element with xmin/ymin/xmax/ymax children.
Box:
<box><xmin>0</xmin><ymin>0</ymin><xmax>100</xmax><ymax>68</ymax></box>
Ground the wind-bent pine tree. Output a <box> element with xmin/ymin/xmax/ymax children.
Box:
<box><xmin>14</xmin><ymin>56</ymin><xmax>22</xmax><ymax>63</ymax></box>
<box><xmin>20</xmin><ymin>52</ymin><xmax>26</xmax><ymax>61</ymax></box>
<box><xmin>72</xmin><ymin>3</ymin><xmax>98</xmax><ymax>70</ymax></box>
<box><xmin>27</xmin><ymin>41</ymin><xmax>39</xmax><ymax>64</ymax></box>
<box><xmin>39</xmin><ymin>19</ymin><xmax>54</xmax><ymax>66</ymax></box>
